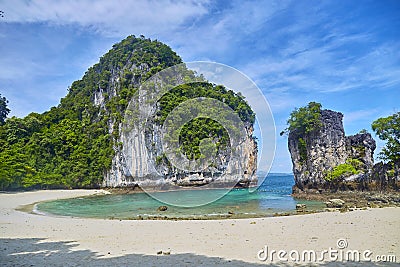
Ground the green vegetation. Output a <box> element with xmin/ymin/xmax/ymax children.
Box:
<box><xmin>0</xmin><ymin>35</ymin><xmax>254</xmax><ymax>190</ymax></box>
<box><xmin>346</xmin><ymin>158</ymin><xmax>364</xmax><ymax>170</ymax></box>
<box><xmin>372</xmin><ymin>112</ymin><xmax>400</xmax><ymax>164</ymax></box>
<box><xmin>325</xmin><ymin>164</ymin><xmax>357</xmax><ymax>181</ymax></box>
<box><xmin>157</xmin><ymin>83</ymin><xmax>254</xmax><ymax>125</ymax></box>
<box><xmin>179</xmin><ymin>117</ymin><xmax>228</xmax><ymax>160</ymax></box>
<box><xmin>281</xmin><ymin>102</ymin><xmax>322</xmax><ymax>162</ymax></box>
<box><xmin>0</xmin><ymin>35</ymin><xmax>182</xmax><ymax>190</ymax></box>
<box><xmin>325</xmin><ymin>158</ymin><xmax>363</xmax><ymax>181</ymax></box>
<box><xmin>156</xmin><ymin>82</ymin><xmax>254</xmax><ymax>160</ymax></box>
<box><xmin>281</xmin><ymin>102</ymin><xmax>322</xmax><ymax>136</ymax></box>
<box><xmin>298</xmin><ymin>137</ymin><xmax>307</xmax><ymax>162</ymax></box>
<box><xmin>0</xmin><ymin>93</ymin><xmax>10</xmax><ymax>125</ymax></box>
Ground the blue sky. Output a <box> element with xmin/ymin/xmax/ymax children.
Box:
<box><xmin>0</xmin><ymin>0</ymin><xmax>399</xmax><ymax>172</ymax></box>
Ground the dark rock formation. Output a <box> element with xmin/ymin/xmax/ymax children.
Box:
<box><xmin>368</xmin><ymin>162</ymin><xmax>400</xmax><ymax>191</ymax></box>
<box><xmin>295</xmin><ymin>204</ymin><xmax>306</xmax><ymax>212</ymax></box>
<box><xmin>157</xmin><ymin>206</ymin><xmax>168</xmax><ymax>211</ymax></box>
<box><xmin>288</xmin><ymin>109</ymin><xmax>377</xmax><ymax>192</ymax></box>
<box><xmin>325</xmin><ymin>199</ymin><xmax>345</xmax><ymax>208</ymax></box>
<box><xmin>345</xmin><ymin>133</ymin><xmax>376</xmax><ymax>171</ymax></box>
<box><xmin>289</xmin><ymin>110</ymin><xmax>347</xmax><ymax>189</ymax></box>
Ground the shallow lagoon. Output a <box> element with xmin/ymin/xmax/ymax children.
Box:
<box><xmin>36</xmin><ymin>174</ymin><xmax>324</xmax><ymax>219</ymax></box>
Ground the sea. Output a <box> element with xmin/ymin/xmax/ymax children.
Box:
<box><xmin>36</xmin><ymin>173</ymin><xmax>324</xmax><ymax>220</ymax></box>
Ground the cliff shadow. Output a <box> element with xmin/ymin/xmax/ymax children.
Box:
<box><xmin>0</xmin><ymin>238</ymin><xmax>397</xmax><ymax>266</ymax></box>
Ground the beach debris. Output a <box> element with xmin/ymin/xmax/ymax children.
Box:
<box><xmin>340</xmin><ymin>206</ymin><xmax>349</xmax><ymax>213</ymax></box>
<box><xmin>94</xmin><ymin>190</ymin><xmax>111</xmax><ymax>195</ymax></box>
<box><xmin>324</xmin><ymin>208</ymin><xmax>339</xmax><ymax>212</ymax></box>
<box><xmin>157</xmin><ymin>205</ymin><xmax>168</xmax><ymax>211</ymax></box>
<box><xmin>325</xmin><ymin>199</ymin><xmax>345</xmax><ymax>208</ymax></box>
<box><xmin>156</xmin><ymin>250</ymin><xmax>171</xmax><ymax>255</ymax></box>
<box><xmin>296</xmin><ymin>204</ymin><xmax>307</xmax><ymax>211</ymax></box>
<box><xmin>228</xmin><ymin>211</ymin><xmax>234</xmax><ymax>215</ymax></box>
<box><xmin>250</xmin><ymin>221</ymin><xmax>256</xmax><ymax>224</ymax></box>
<box><xmin>366</xmin><ymin>194</ymin><xmax>390</xmax><ymax>203</ymax></box>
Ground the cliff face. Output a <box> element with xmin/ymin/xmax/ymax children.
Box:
<box><xmin>288</xmin><ymin>109</ymin><xmax>376</xmax><ymax>191</ymax></box>
<box><xmin>345</xmin><ymin>133</ymin><xmax>376</xmax><ymax>171</ymax></box>
<box><xmin>91</xmin><ymin>37</ymin><xmax>258</xmax><ymax>188</ymax></box>
<box><xmin>104</xmin><ymin>123</ymin><xmax>257</xmax><ymax>188</ymax></box>
<box><xmin>370</xmin><ymin>162</ymin><xmax>400</xmax><ymax>190</ymax></box>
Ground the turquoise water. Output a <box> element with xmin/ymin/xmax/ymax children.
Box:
<box><xmin>36</xmin><ymin>174</ymin><xmax>324</xmax><ymax>219</ymax></box>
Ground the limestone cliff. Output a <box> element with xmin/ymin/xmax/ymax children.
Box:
<box><xmin>104</xmin><ymin>123</ymin><xmax>257</xmax><ymax>188</ymax></box>
<box><xmin>288</xmin><ymin>109</ymin><xmax>376</xmax><ymax>191</ymax></box>
<box><xmin>89</xmin><ymin>36</ymin><xmax>258</xmax><ymax>188</ymax></box>
<box><xmin>0</xmin><ymin>36</ymin><xmax>256</xmax><ymax>191</ymax></box>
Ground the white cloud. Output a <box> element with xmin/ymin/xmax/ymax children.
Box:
<box><xmin>0</xmin><ymin>56</ymin><xmax>45</xmax><ymax>80</ymax></box>
<box><xmin>343</xmin><ymin>109</ymin><xmax>378</xmax><ymax>124</ymax></box>
<box><xmin>242</xmin><ymin>22</ymin><xmax>400</xmax><ymax>95</ymax></box>
<box><xmin>2</xmin><ymin>0</ymin><xmax>210</xmax><ymax>37</ymax></box>
<box><xmin>163</xmin><ymin>0</ymin><xmax>291</xmax><ymax>60</ymax></box>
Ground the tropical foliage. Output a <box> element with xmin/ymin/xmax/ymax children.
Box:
<box><xmin>324</xmin><ymin>158</ymin><xmax>363</xmax><ymax>181</ymax></box>
<box><xmin>156</xmin><ymin>82</ymin><xmax>254</xmax><ymax>160</ymax></box>
<box><xmin>281</xmin><ymin>102</ymin><xmax>322</xmax><ymax>162</ymax></box>
<box><xmin>0</xmin><ymin>36</ymin><xmax>182</xmax><ymax>190</ymax></box>
<box><xmin>0</xmin><ymin>35</ymin><xmax>254</xmax><ymax>190</ymax></box>
<box><xmin>372</xmin><ymin>111</ymin><xmax>400</xmax><ymax>164</ymax></box>
<box><xmin>281</xmin><ymin>101</ymin><xmax>322</xmax><ymax>136</ymax></box>
<box><xmin>0</xmin><ymin>93</ymin><xmax>10</xmax><ymax>125</ymax></box>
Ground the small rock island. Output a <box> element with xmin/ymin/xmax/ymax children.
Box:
<box><xmin>282</xmin><ymin>102</ymin><xmax>399</xmax><ymax>205</ymax></box>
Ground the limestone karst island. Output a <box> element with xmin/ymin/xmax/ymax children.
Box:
<box><xmin>1</xmin><ymin>5</ymin><xmax>400</xmax><ymax>264</ymax></box>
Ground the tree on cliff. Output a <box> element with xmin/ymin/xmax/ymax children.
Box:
<box><xmin>0</xmin><ymin>93</ymin><xmax>10</xmax><ymax>125</ymax></box>
<box><xmin>280</xmin><ymin>102</ymin><xmax>322</xmax><ymax>136</ymax></box>
<box><xmin>372</xmin><ymin>112</ymin><xmax>400</xmax><ymax>164</ymax></box>
<box><xmin>280</xmin><ymin>102</ymin><xmax>322</xmax><ymax>162</ymax></box>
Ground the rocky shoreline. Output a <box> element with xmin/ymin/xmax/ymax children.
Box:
<box><xmin>293</xmin><ymin>190</ymin><xmax>400</xmax><ymax>212</ymax></box>
<box><xmin>104</xmin><ymin>182</ymin><xmax>256</xmax><ymax>194</ymax></box>
<box><xmin>90</xmin><ymin>186</ymin><xmax>400</xmax><ymax>220</ymax></box>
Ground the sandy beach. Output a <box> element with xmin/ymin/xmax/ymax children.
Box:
<box><xmin>1</xmin><ymin>190</ymin><xmax>399</xmax><ymax>266</ymax></box>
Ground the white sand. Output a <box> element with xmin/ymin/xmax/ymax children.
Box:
<box><xmin>1</xmin><ymin>190</ymin><xmax>399</xmax><ymax>266</ymax></box>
